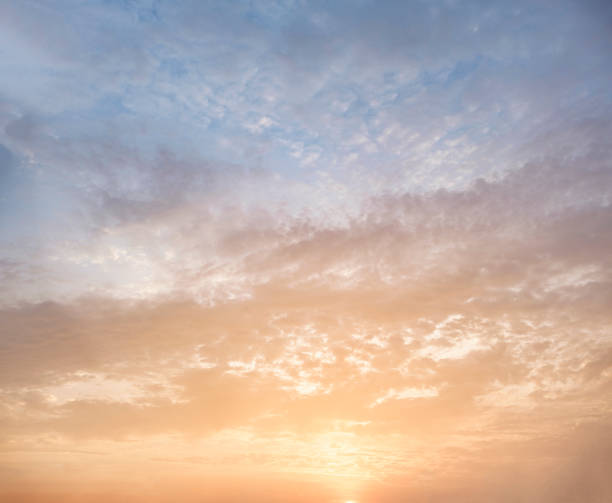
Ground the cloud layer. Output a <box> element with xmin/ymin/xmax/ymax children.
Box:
<box><xmin>1</xmin><ymin>1</ymin><xmax>611</xmax><ymax>502</ymax></box>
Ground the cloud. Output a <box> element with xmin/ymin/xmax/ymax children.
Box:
<box><xmin>1</xmin><ymin>1</ymin><xmax>611</xmax><ymax>501</ymax></box>
<box><xmin>1</xmin><ymin>150</ymin><xmax>610</xmax><ymax>447</ymax></box>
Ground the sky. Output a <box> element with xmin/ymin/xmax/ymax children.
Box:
<box><xmin>0</xmin><ymin>0</ymin><xmax>611</xmax><ymax>501</ymax></box>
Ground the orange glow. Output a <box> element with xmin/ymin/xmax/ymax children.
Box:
<box><xmin>1</xmin><ymin>1</ymin><xmax>611</xmax><ymax>502</ymax></box>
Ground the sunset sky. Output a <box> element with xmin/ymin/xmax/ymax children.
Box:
<box><xmin>1</xmin><ymin>1</ymin><xmax>612</xmax><ymax>502</ymax></box>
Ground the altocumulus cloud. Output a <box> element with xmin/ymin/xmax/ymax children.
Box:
<box><xmin>0</xmin><ymin>1</ymin><xmax>611</xmax><ymax>502</ymax></box>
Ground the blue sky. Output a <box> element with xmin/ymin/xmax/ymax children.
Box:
<box><xmin>2</xmin><ymin>0</ymin><xmax>611</xmax><ymax>303</ymax></box>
